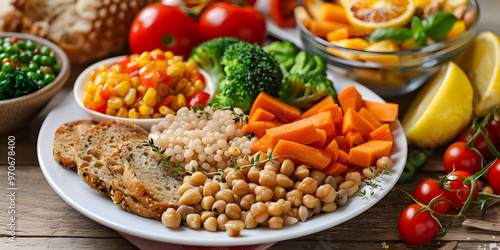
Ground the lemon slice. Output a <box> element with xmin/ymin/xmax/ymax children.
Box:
<box><xmin>402</xmin><ymin>61</ymin><xmax>473</xmax><ymax>147</ymax></box>
<box><xmin>345</xmin><ymin>0</ymin><xmax>416</xmax><ymax>35</ymax></box>
<box><xmin>456</xmin><ymin>31</ymin><xmax>500</xmax><ymax>117</ymax></box>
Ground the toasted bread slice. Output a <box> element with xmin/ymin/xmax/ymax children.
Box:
<box><xmin>53</xmin><ymin>120</ymin><xmax>96</xmax><ymax>171</ymax></box>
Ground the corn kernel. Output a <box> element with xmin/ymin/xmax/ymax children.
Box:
<box><xmin>169</xmin><ymin>95</ymin><xmax>178</xmax><ymax>110</ymax></box>
<box><xmin>167</xmin><ymin>65</ymin><xmax>182</xmax><ymax>77</ymax></box>
<box><xmin>106</xmin><ymin>107</ymin><xmax>117</xmax><ymax>116</ymax></box>
<box><xmin>139</xmin><ymin>51</ymin><xmax>152</xmax><ymax>62</ymax></box>
<box><xmin>194</xmin><ymin>79</ymin><xmax>204</xmax><ymax>91</ymax></box>
<box><xmin>164</xmin><ymin>51</ymin><xmax>174</xmax><ymax>59</ymax></box>
<box><xmin>138</xmin><ymin>85</ymin><xmax>148</xmax><ymax>96</ymax></box>
<box><xmin>83</xmin><ymin>93</ymin><xmax>94</xmax><ymax>103</ymax></box>
<box><xmin>151</xmin><ymin>49</ymin><xmax>164</xmax><ymax>55</ymax></box>
<box><xmin>139</xmin><ymin>58</ymin><xmax>151</xmax><ymax>69</ymax></box>
<box><xmin>98</xmin><ymin>65</ymin><xmax>110</xmax><ymax>72</ymax></box>
<box><xmin>157</xmin><ymin>84</ymin><xmax>170</xmax><ymax>97</ymax></box>
<box><xmin>124</xmin><ymin>88</ymin><xmax>137</xmax><ymax>106</ymax></box>
<box><xmin>175</xmin><ymin>78</ymin><xmax>189</xmax><ymax>93</ymax></box>
<box><xmin>93</xmin><ymin>89</ymin><xmax>106</xmax><ymax>105</ymax></box>
<box><xmin>108</xmin><ymin>96</ymin><xmax>124</xmax><ymax>109</ymax></box>
<box><xmin>176</xmin><ymin>93</ymin><xmax>186</xmax><ymax>108</ymax></box>
<box><xmin>156</xmin><ymin>60</ymin><xmax>167</xmax><ymax>72</ymax></box>
<box><xmin>159</xmin><ymin>106</ymin><xmax>175</xmax><ymax>116</ymax></box>
<box><xmin>106</xmin><ymin>78</ymin><xmax>116</xmax><ymax>87</ymax></box>
<box><xmin>153</xmin><ymin>112</ymin><xmax>164</xmax><ymax>118</ymax></box>
<box><xmin>185</xmin><ymin>86</ymin><xmax>197</xmax><ymax>97</ymax></box>
<box><xmin>94</xmin><ymin>73</ymin><xmax>107</xmax><ymax>86</ymax></box>
<box><xmin>116</xmin><ymin>73</ymin><xmax>129</xmax><ymax>83</ymax></box>
<box><xmin>86</xmin><ymin>82</ymin><xmax>98</xmax><ymax>96</ymax></box>
<box><xmin>115</xmin><ymin>81</ymin><xmax>131</xmax><ymax>97</ymax></box>
<box><xmin>181</xmin><ymin>81</ymin><xmax>192</xmax><ymax>93</ymax></box>
<box><xmin>111</xmin><ymin>64</ymin><xmax>122</xmax><ymax>75</ymax></box>
<box><xmin>130</xmin><ymin>76</ymin><xmax>140</xmax><ymax>88</ymax></box>
<box><xmin>116</xmin><ymin>107</ymin><xmax>128</xmax><ymax>118</ymax></box>
<box><xmin>129</xmin><ymin>109</ymin><xmax>140</xmax><ymax>119</ymax></box>
<box><xmin>139</xmin><ymin>105</ymin><xmax>154</xmax><ymax>115</ymax></box>
<box><xmin>186</xmin><ymin>59</ymin><xmax>197</xmax><ymax>71</ymax></box>
<box><xmin>143</xmin><ymin>88</ymin><xmax>157</xmax><ymax>106</ymax></box>
<box><xmin>89</xmin><ymin>71</ymin><xmax>97</xmax><ymax>81</ymax></box>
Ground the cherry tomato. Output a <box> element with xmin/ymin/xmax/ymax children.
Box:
<box><xmin>187</xmin><ymin>91</ymin><xmax>211</xmax><ymax>108</ymax></box>
<box><xmin>487</xmin><ymin>159</ymin><xmax>500</xmax><ymax>194</ymax></box>
<box><xmin>198</xmin><ymin>2</ymin><xmax>266</xmax><ymax>45</ymax></box>
<box><xmin>488</xmin><ymin>118</ymin><xmax>500</xmax><ymax>142</ymax></box>
<box><xmin>129</xmin><ymin>3</ymin><xmax>200</xmax><ymax>58</ymax></box>
<box><xmin>458</xmin><ymin>127</ymin><xmax>496</xmax><ymax>159</ymax></box>
<box><xmin>413</xmin><ymin>179</ymin><xmax>451</xmax><ymax>214</ymax></box>
<box><xmin>445</xmin><ymin>170</ymin><xmax>478</xmax><ymax>210</ymax></box>
<box><xmin>398</xmin><ymin>204</ymin><xmax>439</xmax><ymax>245</ymax></box>
<box><xmin>443</xmin><ymin>141</ymin><xmax>482</xmax><ymax>175</ymax></box>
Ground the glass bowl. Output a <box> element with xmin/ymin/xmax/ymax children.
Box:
<box><xmin>296</xmin><ymin>0</ymin><xmax>480</xmax><ymax>97</ymax></box>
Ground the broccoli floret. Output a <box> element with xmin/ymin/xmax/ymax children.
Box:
<box><xmin>279</xmin><ymin>73</ymin><xmax>337</xmax><ymax>111</ymax></box>
<box><xmin>188</xmin><ymin>37</ymin><xmax>241</xmax><ymax>88</ymax></box>
<box><xmin>288</xmin><ymin>51</ymin><xmax>327</xmax><ymax>76</ymax></box>
<box><xmin>216</xmin><ymin>41</ymin><xmax>282</xmax><ymax>113</ymax></box>
<box><xmin>263</xmin><ymin>41</ymin><xmax>298</xmax><ymax>75</ymax></box>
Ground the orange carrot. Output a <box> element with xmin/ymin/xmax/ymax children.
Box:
<box><xmin>358</xmin><ymin>107</ymin><xmax>383</xmax><ymax>128</ymax></box>
<box><xmin>322</xmin><ymin>161</ymin><xmax>348</xmax><ymax>176</ymax></box>
<box><xmin>320</xmin><ymin>3</ymin><xmax>349</xmax><ymax>23</ymax></box>
<box><xmin>338</xmin><ymin>86</ymin><xmax>363</xmax><ymax>114</ymax></box>
<box><xmin>370</xmin><ymin>123</ymin><xmax>393</xmax><ymax>141</ymax></box>
<box><xmin>348</xmin><ymin>140</ymin><xmax>393</xmax><ymax>167</ymax></box>
<box><xmin>242</xmin><ymin>121</ymin><xmax>283</xmax><ymax>138</ymax></box>
<box><xmin>342</xmin><ymin>108</ymin><xmax>376</xmax><ymax>140</ymax></box>
<box><xmin>267</xmin><ymin>119</ymin><xmax>320</xmax><ymax>148</ymax></box>
<box><xmin>337</xmin><ymin>150</ymin><xmax>350</xmax><ymax>165</ymax></box>
<box><xmin>345</xmin><ymin>130</ymin><xmax>365</xmax><ymax>148</ymax></box>
<box><xmin>307</xmin><ymin>111</ymin><xmax>336</xmax><ymax>136</ymax></box>
<box><xmin>300</xmin><ymin>95</ymin><xmax>335</xmax><ymax>119</ymax></box>
<box><xmin>334</xmin><ymin>136</ymin><xmax>349</xmax><ymax>152</ymax></box>
<box><xmin>250</xmin><ymin>92</ymin><xmax>301</xmax><ymax>123</ymax></box>
<box><xmin>309</xmin><ymin>129</ymin><xmax>328</xmax><ymax>149</ymax></box>
<box><xmin>273</xmin><ymin>140</ymin><xmax>332</xmax><ymax>171</ymax></box>
<box><xmin>309</xmin><ymin>20</ymin><xmax>360</xmax><ymax>38</ymax></box>
<box><xmin>248</xmin><ymin>107</ymin><xmax>276</xmax><ymax>124</ymax></box>
<box><xmin>326</xmin><ymin>28</ymin><xmax>349</xmax><ymax>42</ymax></box>
<box><xmin>363</xmin><ymin>100</ymin><xmax>399</xmax><ymax>123</ymax></box>
<box><xmin>318</xmin><ymin>103</ymin><xmax>343</xmax><ymax>123</ymax></box>
<box><xmin>325</xmin><ymin>139</ymin><xmax>339</xmax><ymax>163</ymax></box>
<box><xmin>250</xmin><ymin>134</ymin><xmax>271</xmax><ymax>154</ymax></box>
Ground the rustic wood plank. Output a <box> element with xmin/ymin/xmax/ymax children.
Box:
<box><xmin>272</xmin><ymin>241</ymin><xmax>500</xmax><ymax>250</ymax></box>
<box><xmin>2</xmin><ymin>238</ymin><xmax>138</xmax><ymax>250</ymax></box>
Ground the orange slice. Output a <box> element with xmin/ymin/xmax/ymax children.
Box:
<box><xmin>345</xmin><ymin>0</ymin><xmax>416</xmax><ymax>35</ymax></box>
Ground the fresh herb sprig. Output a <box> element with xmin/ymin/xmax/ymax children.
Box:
<box><xmin>192</xmin><ymin>104</ymin><xmax>211</xmax><ymax>119</ymax></box>
<box><xmin>368</xmin><ymin>12</ymin><xmax>457</xmax><ymax>47</ymax></box>
<box><xmin>208</xmin><ymin>103</ymin><xmax>249</xmax><ymax>125</ymax></box>
<box><xmin>358</xmin><ymin>166</ymin><xmax>391</xmax><ymax>200</ymax></box>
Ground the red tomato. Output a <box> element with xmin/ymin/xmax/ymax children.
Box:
<box><xmin>270</xmin><ymin>0</ymin><xmax>297</xmax><ymax>28</ymax></box>
<box><xmin>488</xmin><ymin>118</ymin><xmax>500</xmax><ymax>142</ymax></box>
<box><xmin>443</xmin><ymin>141</ymin><xmax>482</xmax><ymax>175</ymax></box>
<box><xmin>445</xmin><ymin>170</ymin><xmax>478</xmax><ymax>210</ymax></box>
<box><xmin>398</xmin><ymin>204</ymin><xmax>439</xmax><ymax>245</ymax></box>
<box><xmin>129</xmin><ymin>3</ymin><xmax>199</xmax><ymax>58</ymax></box>
<box><xmin>458</xmin><ymin>127</ymin><xmax>496</xmax><ymax>159</ymax></box>
<box><xmin>413</xmin><ymin>179</ymin><xmax>451</xmax><ymax>214</ymax></box>
<box><xmin>187</xmin><ymin>91</ymin><xmax>211</xmax><ymax>108</ymax></box>
<box><xmin>487</xmin><ymin>159</ymin><xmax>500</xmax><ymax>194</ymax></box>
<box><xmin>198</xmin><ymin>3</ymin><xmax>266</xmax><ymax>45</ymax></box>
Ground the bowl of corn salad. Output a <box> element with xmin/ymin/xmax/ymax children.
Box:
<box><xmin>74</xmin><ymin>51</ymin><xmax>216</xmax><ymax>130</ymax></box>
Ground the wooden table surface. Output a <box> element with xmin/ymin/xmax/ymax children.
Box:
<box><xmin>1</xmin><ymin>0</ymin><xmax>499</xmax><ymax>249</ymax></box>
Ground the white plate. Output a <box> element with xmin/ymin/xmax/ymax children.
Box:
<box><xmin>37</xmin><ymin>72</ymin><xmax>407</xmax><ymax>246</ymax></box>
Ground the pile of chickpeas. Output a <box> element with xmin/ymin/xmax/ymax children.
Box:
<box><xmin>161</xmin><ymin>151</ymin><xmax>394</xmax><ymax>236</ymax></box>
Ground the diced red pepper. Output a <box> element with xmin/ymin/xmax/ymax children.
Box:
<box><xmin>125</xmin><ymin>61</ymin><xmax>140</xmax><ymax>74</ymax></box>
<box><xmin>116</xmin><ymin>56</ymin><xmax>131</xmax><ymax>70</ymax></box>
<box><xmin>140</xmin><ymin>73</ymin><xmax>158</xmax><ymax>88</ymax></box>
<box><xmin>157</xmin><ymin>95</ymin><xmax>174</xmax><ymax>109</ymax></box>
<box><xmin>157</xmin><ymin>71</ymin><xmax>171</xmax><ymax>84</ymax></box>
<box><xmin>151</xmin><ymin>54</ymin><xmax>166</xmax><ymax>61</ymax></box>
<box><xmin>128</xmin><ymin>69</ymin><xmax>139</xmax><ymax>78</ymax></box>
<box><xmin>98</xmin><ymin>83</ymin><xmax>116</xmax><ymax>100</ymax></box>
<box><xmin>186</xmin><ymin>91</ymin><xmax>210</xmax><ymax>108</ymax></box>
<box><xmin>85</xmin><ymin>102</ymin><xmax>107</xmax><ymax>114</ymax></box>
<box><xmin>191</xmin><ymin>70</ymin><xmax>206</xmax><ymax>85</ymax></box>
<box><xmin>10</xmin><ymin>37</ymin><xmax>19</xmax><ymax>44</ymax></box>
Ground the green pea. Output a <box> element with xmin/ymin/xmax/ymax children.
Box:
<box><xmin>9</xmin><ymin>55</ymin><xmax>17</xmax><ymax>62</ymax></box>
<box><xmin>36</xmin><ymin>69</ymin><xmax>42</xmax><ymax>75</ymax></box>
<box><xmin>27</xmin><ymin>71</ymin><xmax>42</xmax><ymax>80</ymax></box>
<box><xmin>16</xmin><ymin>40</ymin><xmax>26</xmax><ymax>50</ymax></box>
<box><xmin>40</xmin><ymin>46</ymin><xmax>51</xmax><ymax>55</ymax></box>
<box><xmin>2</xmin><ymin>62</ymin><xmax>15</xmax><ymax>73</ymax></box>
<box><xmin>28</xmin><ymin>61</ymin><xmax>39</xmax><ymax>71</ymax></box>
<box><xmin>19</xmin><ymin>52</ymin><xmax>31</xmax><ymax>62</ymax></box>
<box><xmin>0</xmin><ymin>47</ymin><xmax>4</xmax><ymax>54</ymax></box>
<box><xmin>7</xmin><ymin>44</ymin><xmax>20</xmax><ymax>54</ymax></box>
<box><xmin>32</xmin><ymin>54</ymin><xmax>41</xmax><ymax>64</ymax></box>
<box><xmin>40</xmin><ymin>55</ymin><xmax>52</xmax><ymax>66</ymax></box>
<box><xmin>26</xmin><ymin>41</ymin><xmax>37</xmax><ymax>50</ymax></box>
<box><xmin>3</xmin><ymin>37</ymin><xmax>11</xmax><ymax>43</ymax></box>
<box><xmin>41</xmin><ymin>66</ymin><xmax>53</xmax><ymax>74</ymax></box>
<box><xmin>37</xmin><ymin>79</ymin><xmax>46</xmax><ymax>88</ymax></box>
<box><xmin>43</xmin><ymin>73</ymin><xmax>55</xmax><ymax>84</ymax></box>
<box><xmin>0</xmin><ymin>53</ymin><xmax>8</xmax><ymax>62</ymax></box>
<box><xmin>49</xmin><ymin>55</ymin><xmax>57</xmax><ymax>64</ymax></box>
<box><xmin>52</xmin><ymin>64</ymin><xmax>60</xmax><ymax>74</ymax></box>
<box><xmin>0</xmin><ymin>71</ymin><xmax>6</xmax><ymax>80</ymax></box>
<box><xmin>25</xmin><ymin>50</ymin><xmax>33</xmax><ymax>58</ymax></box>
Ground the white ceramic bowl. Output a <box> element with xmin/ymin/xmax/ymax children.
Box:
<box><xmin>0</xmin><ymin>32</ymin><xmax>70</xmax><ymax>134</ymax></box>
<box><xmin>73</xmin><ymin>55</ymin><xmax>216</xmax><ymax>130</ymax></box>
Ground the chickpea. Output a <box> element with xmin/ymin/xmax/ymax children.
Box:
<box><xmin>251</xmin><ymin>152</ymin><xmax>268</xmax><ymax>163</ymax></box>
<box><xmin>176</xmin><ymin>205</ymin><xmax>195</xmax><ymax>221</ymax></box>
<box><xmin>226</xmin><ymin>203</ymin><xmax>242</xmax><ymax>220</ymax></box>
<box><xmin>161</xmin><ymin>208</ymin><xmax>181</xmax><ymax>229</ymax></box>
<box><xmin>268</xmin><ymin>216</ymin><xmax>284</xmax><ymax>229</ymax></box>
<box><xmin>226</xmin><ymin>170</ymin><xmax>245</xmax><ymax>188</ymax></box>
<box><xmin>178</xmin><ymin>182</ymin><xmax>194</xmax><ymax>196</ymax></box>
<box><xmin>203</xmin><ymin>180</ymin><xmax>220</xmax><ymax>196</ymax></box>
<box><xmin>286</xmin><ymin>190</ymin><xmax>303</xmax><ymax>207</ymax></box>
<box><xmin>215</xmin><ymin>189</ymin><xmax>234</xmax><ymax>203</ymax></box>
<box><xmin>336</xmin><ymin>189</ymin><xmax>348</xmax><ymax>206</ymax></box>
<box><xmin>244</xmin><ymin>212</ymin><xmax>259</xmax><ymax>229</ymax></box>
<box><xmin>290</xmin><ymin>207</ymin><xmax>299</xmax><ymax>220</ymax></box>
<box><xmin>302</xmin><ymin>194</ymin><xmax>319</xmax><ymax>209</ymax></box>
<box><xmin>250</xmin><ymin>202</ymin><xmax>269</xmax><ymax>223</ymax></box>
<box><xmin>225</xmin><ymin>220</ymin><xmax>245</xmax><ymax>237</ymax></box>
<box><xmin>310</xmin><ymin>171</ymin><xmax>326</xmax><ymax>185</ymax></box>
<box><xmin>273</xmin><ymin>186</ymin><xmax>287</xmax><ymax>201</ymax></box>
<box><xmin>247</xmin><ymin>166</ymin><xmax>262</xmax><ymax>183</ymax></box>
<box><xmin>339</xmin><ymin>180</ymin><xmax>359</xmax><ymax>197</ymax></box>
<box><xmin>237</xmin><ymin>158</ymin><xmax>252</xmax><ymax>175</ymax></box>
<box><xmin>279</xmin><ymin>159</ymin><xmax>295</xmax><ymax>176</ymax></box>
<box><xmin>233</xmin><ymin>193</ymin><xmax>241</xmax><ymax>205</ymax></box>
<box><xmin>322</xmin><ymin>202</ymin><xmax>337</xmax><ymax>213</ymax></box>
<box><xmin>324</xmin><ymin>175</ymin><xmax>338</xmax><ymax>190</ymax></box>
<box><xmin>179</xmin><ymin>188</ymin><xmax>202</xmax><ymax>205</ymax></box>
<box><xmin>201</xmin><ymin>196</ymin><xmax>216</xmax><ymax>211</ymax></box>
<box><xmin>189</xmin><ymin>172</ymin><xmax>208</xmax><ymax>186</ymax></box>
<box><xmin>267</xmin><ymin>202</ymin><xmax>284</xmax><ymax>217</ymax></box>
<box><xmin>293</xmin><ymin>165</ymin><xmax>310</xmax><ymax>180</ymax></box>
<box><xmin>193</xmin><ymin>203</ymin><xmax>204</xmax><ymax>214</ymax></box>
<box><xmin>345</xmin><ymin>172</ymin><xmax>362</xmax><ymax>186</ymax></box>
<box><xmin>240</xmin><ymin>211</ymin><xmax>248</xmax><ymax>223</ymax></box>
<box><xmin>248</xmin><ymin>182</ymin><xmax>258</xmax><ymax>195</ymax></box>
<box><xmin>255</xmin><ymin>185</ymin><xmax>274</xmax><ymax>202</ymax></box>
<box><xmin>482</xmin><ymin>186</ymin><xmax>494</xmax><ymax>194</ymax></box>
<box><xmin>282</xmin><ymin>214</ymin><xmax>298</xmax><ymax>226</ymax></box>
<box><xmin>232</xmin><ymin>179</ymin><xmax>249</xmax><ymax>197</ymax></box>
<box><xmin>183</xmin><ymin>175</ymin><xmax>191</xmax><ymax>184</ymax></box>
<box><xmin>376</xmin><ymin>156</ymin><xmax>393</xmax><ymax>171</ymax></box>
<box><xmin>276</xmin><ymin>174</ymin><xmax>294</xmax><ymax>189</ymax></box>
<box><xmin>259</xmin><ymin>169</ymin><xmax>277</xmax><ymax>187</ymax></box>
<box><xmin>264</xmin><ymin>162</ymin><xmax>280</xmax><ymax>173</ymax></box>
<box><xmin>186</xmin><ymin>214</ymin><xmax>201</xmax><ymax>229</ymax></box>
<box><xmin>217</xmin><ymin>214</ymin><xmax>229</xmax><ymax>231</ymax></box>
<box><xmin>212</xmin><ymin>200</ymin><xmax>227</xmax><ymax>215</ymax></box>
<box><xmin>298</xmin><ymin>205</ymin><xmax>308</xmax><ymax>222</ymax></box>
<box><xmin>277</xmin><ymin>199</ymin><xmax>292</xmax><ymax>215</ymax></box>
<box><xmin>313</xmin><ymin>199</ymin><xmax>322</xmax><ymax>215</ymax></box>
<box><xmin>362</xmin><ymin>167</ymin><xmax>377</xmax><ymax>178</ymax></box>
<box><xmin>239</xmin><ymin>194</ymin><xmax>256</xmax><ymax>210</ymax></box>
<box><xmin>298</xmin><ymin>177</ymin><xmax>318</xmax><ymax>195</ymax></box>
<box><xmin>333</xmin><ymin>175</ymin><xmax>344</xmax><ymax>187</ymax></box>
<box><xmin>200</xmin><ymin>211</ymin><xmax>215</xmax><ymax>223</ymax></box>
<box><xmin>219</xmin><ymin>182</ymin><xmax>230</xmax><ymax>190</ymax></box>
<box><xmin>204</xmin><ymin>216</ymin><xmax>218</xmax><ymax>232</ymax></box>
<box><xmin>316</xmin><ymin>184</ymin><xmax>337</xmax><ymax>203</ymax></box>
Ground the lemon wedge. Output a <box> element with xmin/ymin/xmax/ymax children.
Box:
<box><xmin>402</xmin><ymin>61</ymin><xmax>473</xmax><ymax>147</ymax></box>
<box><xmin>456</xmin><ymin>31</ymin><xmax>500</xmax><ymax>117</ymax></box>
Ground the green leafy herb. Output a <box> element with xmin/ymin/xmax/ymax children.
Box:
<box><xmin>369</xmin><ymin>27</ymin><xmax>413</xmax><ymax>42</ymax></box>
<box><xmin>422</xmin><ymin>12</ymin><xmax>457</xmax><ymax>41</ymax></box>
<box><xmin>358</xmin><ymin>166</ymin><xmax>391</xmax><ymax>200</ymax></box>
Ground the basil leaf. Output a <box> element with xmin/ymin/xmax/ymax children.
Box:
<box><xmin>411</xmin><ymin>16</ymin><xmax>424</xmax><ymax>34</ymax></box>
<box><xmin>368</xmin><ymin>27</ymin><xmax>413</xmax><ymax>42</ymax></box>
<box><xmin>413</xmin><ymin>32</ymin><xmax>428</xmax><ymax>47</ymax></box>
<box><xmin>422</xmin><ymin>12</ymin><xmax>457</xmax><ymax>41</ymax></box>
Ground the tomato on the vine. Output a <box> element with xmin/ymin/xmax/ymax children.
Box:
<box><xmin>443</xmin><ymin>141</ymin><xmax>482</xmax><ymax>175</ymax></box>
<box><xmin>398</xmin><ymin>204</ymin><xmax>439</xmax><ymax>245</ymax></box>
<box><xmin>445</xmin><ymin>170</ymin><xmax>479</xmax><ymax>210</ymax></box>
<box><xmin>198</xmin><ymin>2</ymin><xmax>266</xmax><ymax>45</ymax></box>
<box><xmin>458</xmin><ymin>127</ymin><xmax>496</xmax><ymax>159</ymax></box>
<box><xmin>413</xmin><ymin>179</ymin><xmax>451</xmax><ymax>214</ymax></box>
<box><xmin>487</xmin><ymin>159</ymin><xmax>500</xmax><ymax>194</ymax></box>
<box><xmin>488</xmin><ymin>118</ymin><xmax>500</xmax><ymax>142</ymax></box>
<box><xmin>129</xmin><ymin>3</ymin><xmax>200</xmax><ymax>58</ymax></box>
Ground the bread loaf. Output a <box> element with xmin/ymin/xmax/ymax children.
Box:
<box><xmin>53</xmin><ymin>120</ymin><xmax>96</xmax><ymax>171</ymax></box>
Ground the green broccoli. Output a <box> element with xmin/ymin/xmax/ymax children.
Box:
<box><xmin>279</xmin><ymin>73</ymin><xmax>337</xmax><ymax>111</ymax></box>
<box><xmin>188</xmin><ymin>37</ymin><xmax>241</xmax><ymax>89</ymax></box>
<box><xmin>216</xmin><ymin>41</ymin><xmax>283</xmax><ymax>113</ymax></box>
<box><xmin>289</xmin><ymin>51</ymin><xmax>327</xmax><ymax>76</ymax></box>
<box><xmin>263</xmin><ymin>41</ymin><xmax>298</xmax><ymax>75</ymax></box>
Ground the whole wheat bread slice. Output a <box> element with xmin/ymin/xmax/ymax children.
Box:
<box><xmin>53</xmin><ymin>120</ymin><xmax>96</xmax><ymax>171</ymax></box>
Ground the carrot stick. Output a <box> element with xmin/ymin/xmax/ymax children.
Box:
<box><xmin>370</xmin><ymin>123</ymin><xmax>393</xmax><ymax>141</ymax></box>
<box><xmin>309</xmin><ymin>129</ymin><xmax>328</xmax><ymax>149</ymax></box>
<box><xmin>320</xmin><ymin>3</ymin><xmax>348</xmax><ymax>23</ymax></box>
<box><xmin>267</xmin><ymin>119</ymin><xmax>320</xmax><ymax>148</ymax></box>
<box><xmin>326</xmin><ymin>27</ymin><xmax>350</xmax><ymax>42</ymax></box>
<box><xmin>250</xmin><ymin>134</ymin><xmax>271</xmax><ymax>155</ymax></box>
<box><xmin>273</xmin><ymin>139</ymin><xmax>332</xmax><ymax>171</ymax></box>
<box><xmin>342</xmin><ymin>108</ymin><xmax>376</xmax><ymax>140</ymax></box>
<box><xmin>322</xmin><ymin>161</ymin><xmax>348</xmax><ymax>176</ymax></box>
<box><xmin>242</xmin><ymin>121</ymin><xmax>283</xmax><ymax>138</ymax></box>
<box><xmin>250</xmin><ymin>92</ymin><xmax>301</xmax><ymax>123</ymax></box>
<box><xmin>300</xmin><ymin>95</ymin><xmax>335</xmax><ymax>119</ymax></box>
<box><xmin>307</xmin><ymin>111</ymin><xmax>336</xmax><ymax>136</ymax></box>
<box><xmin>348</xmin><ymin>140</ymin><xmax>393</xmax><ymax>167</ymax></box>
<box><xmin>358</xmin><ymin>107</ymin><xmax>383</xmax><ymax>128</ymax></box>
<box><xmin>309</xmin><ymin>20</ymin><xmax>359</xmax><ymax>38</ymax></box>
<box><xmin>318</xmin><ymin>103</ymin><xmax>343</xmax><ymax>123</ymax></box>
<box><xmin>248</xmin><ymin>107</ymin><xmax>276</xmax><ymax>124</ymax></box>
<box><xmin>345</xmin><ymin>130</ymin><xmax>365</xmax><ymax>149</ymax></box>
<box><xmin>334</xmin><ymin>135</ymin><xmax>349</xmax><ymax>152</ymax></box>
<box><xmin>338</xmin><ymin>86</ymin><xmax>363</xmax><ymax>114</ymax></box>
<box><xmin>337</xmin><ymin>150</ymin><xmax>350</xmax><ymax>165</ymax></box>
<box><xmin>363</xmin><ymin>100</ymin><xmax>399</xmax><ymax>123</ymax></box>
<box><xmin>325</xmin><ymin>139</ymin><xmax>339</xmax><ymax>163</ymax></box>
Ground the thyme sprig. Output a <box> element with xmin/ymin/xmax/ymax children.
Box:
<box><xmin>208</xmin><ymin>103</ymin><xmax>249</xmax><ymax>125</ymax></box>
<box><xmin>192</xmin><ymin>104</ymin><xmax>211</xmax><ymax>119</ymax></box>
<box><xmin>358</xmin><ymin>166</ymin><xmax>391</xmax><ymax>200</ymax></box>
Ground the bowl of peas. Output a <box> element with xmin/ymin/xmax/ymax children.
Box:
<box><xmin>73</xmin><ymin>52</ymin><xmax>215</xmax><ymax>130</ymax></box>
<box><xmin>0</xmin><ymin>32</ymin><xmax>70</xmax><ymax>134</ymax></box>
